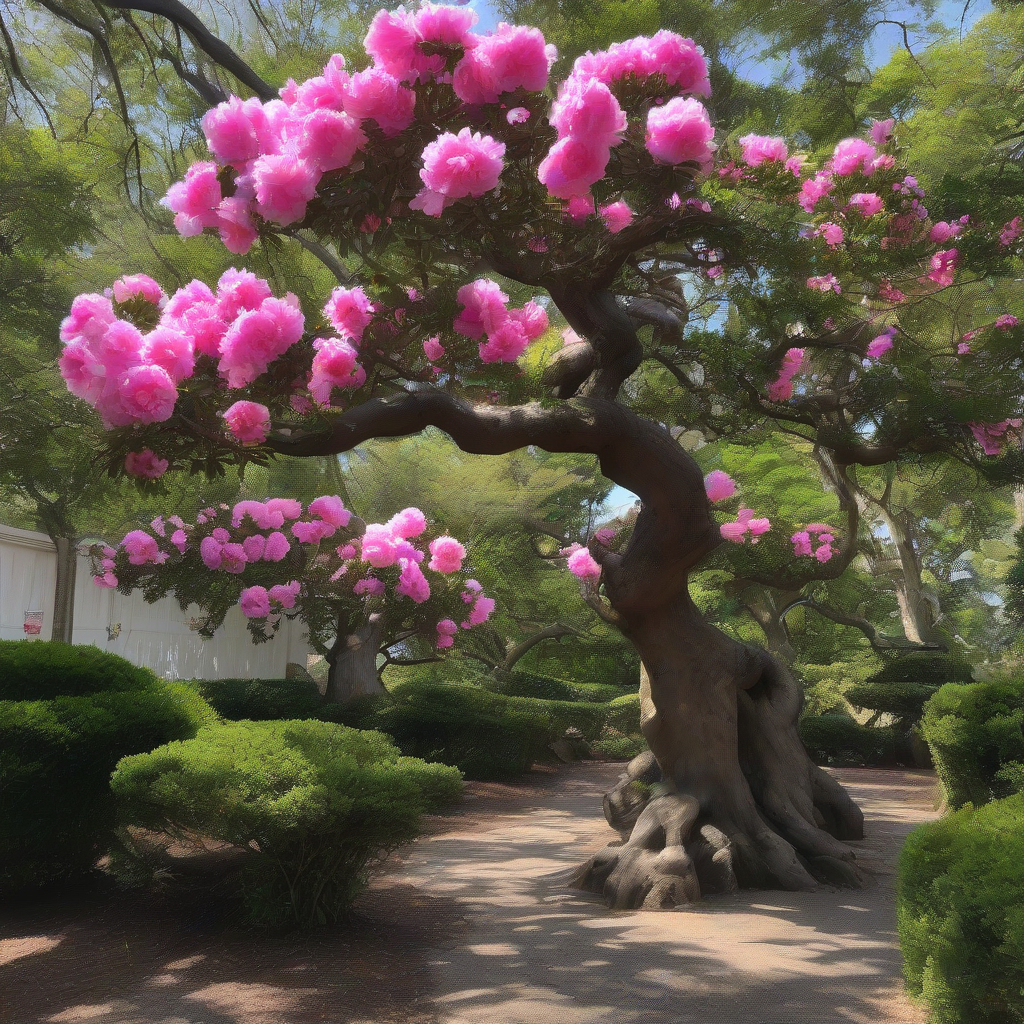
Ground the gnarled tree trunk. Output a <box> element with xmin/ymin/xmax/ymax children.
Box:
<box><xmin>741</xmin><ymin>586</ymin><xmax>800</xmax><ymax>663</ymax></box>
<box><xmin>324</xmin><ymin>610</ymin><xmax>386</xmax><ymax>703</ymax></box>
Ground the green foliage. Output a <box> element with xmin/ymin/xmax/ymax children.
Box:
<box><xmin>801</xmin><ymin>677</ymin><xmax>851</xmax><ymax>717</ymax></box>
<box><xmin>871</xmin><ymin>654</ymin><xmax>974</xmax><ymax>685</ymax></box>
<box><xmin>496</xmin><ymin>669</ymin><xmax>627</xmax><ymax>703</ymax></box>
<box><xmin>604</xmin><ymin>692</ymin><xmax>642</xmax><ymax>735</ymax></box>
<box><xmin>592</xmin><ymin>734</ymin><xmax>648</xmax><ymax>759</ymax></box>
<box><xmin>845</xmin><ymin>682</ymin><xmax>940</xmax><ymax>719</ymax></box>
<box><xmin>186</xmin><ymin>676</ymin><xmax>326</xmax><ymax>722</ymax></box>
<box><xmin>921</xmin><ymin>678</ymin><xmax>1024</xmax><ymax>808</ymax></box>
<box><xmin>0</xmin><ymin>644</ymin><xmax>214</xmax><ymax>890</ymax></box>
<box><xmin>338</xmin><ymin>681</ymin><xmax>608</xmax><ymax>779</ymax></box>
<box><xmin>897</xmin><ymin>793</ymin><xmax>1024</xmax><ymax>1024</ymax></box>
<box><xmin>0</xmin><ymin>639</ymin><xmax>161</xmax><ymax>701</ymax></box>
<box><xmin>799</xmin><ymin>714</ymin><xmax>898</xmax><ymax>766</ymax></box>
<box><xmin>111</xmin><ymin>719</ymin><xmax>462</xmax><ymax>927</ymax></box>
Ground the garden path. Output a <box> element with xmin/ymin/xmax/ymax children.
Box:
<box><xmin>0</xmin><ymin>763</ymin><xmax>940</xmax><ymax>1024</ymax></box>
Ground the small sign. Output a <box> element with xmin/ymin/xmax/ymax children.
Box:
<box><xmin>107</xmin><ymin>623</ymin><xmax>121</xmax><ymax>641</ymax></box>
<box><xmin>24</xmin><ymin>611</ymin><xmax>43</xmax><ymax>636</ymax></box>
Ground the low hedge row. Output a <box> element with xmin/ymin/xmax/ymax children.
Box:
<box><xmin>0</xmin><ymin>642</ymin><xmax>215</xmax><ymax>890</ymax></box>
<box><xmin>112</xmin><ymin>719</ymin><xmax>462</xmax><ymax>927</ymax></box>
<box><xmin>798</xmin><ymin>714</ymin><xmax>898</xmax><ymax>766</ymax></box>
<box><xmin>493</xmin><ymin>670</ymin><xmax>628</xmax><ymax>704</ymax></box>
<box><xmin>920</xmin><ymin>678</ymin><xmax>1024</xmax><ymax>809</ymax></box>
<box><xmin>186</xmin><ymin>675</ymin><xmax>326</xmax><ymax>722</ymax></box>
<box><xmin>897</xmin><ymin>793</ymin><xmax>1024</xmax><ymax>1024</ymax></box>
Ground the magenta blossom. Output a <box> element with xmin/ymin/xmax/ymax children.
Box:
<box><xmin>646</xmin><ymin>97</ymin><xmax>715</xmax><ymax>167</ymax></box>
<box><xmin>124</xmin><ymin>450</ymin><xmax>169</xmax><ymax>480</ymax></box>
<box><xmin>704</xmin><ymin>470</ymin><xmax>736</xmax><ymax>503</ymax></box>
<box><xmin>737</xmin><ymin>134</ymin><xmax>788</xmax><ymax>167</ymax></box>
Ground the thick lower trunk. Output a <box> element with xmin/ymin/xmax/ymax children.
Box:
<box><xmin>52</xmin><ymin>537</ymin><xmax>77</xmax><ymax>644</ymax></box>
<box><xmin>573</xmin><ymin>593</ymin><xmax>865</xmax><ymax>908</ymax></box>
<box><xmin>324</xmin><ymin>612</ymin><xmax>386</xmax><ymax>704</ymax></box>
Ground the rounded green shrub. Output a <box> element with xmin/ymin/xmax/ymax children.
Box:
<box><xmin>845</xmin><ymin>681</ymin><xmax>940</xmax><ymax>719</ymax></box>
<box><xmin>0</xmin><ymin>639</ymin><xmax>157</xmax><ymax>700</ymax></box>
<box><xmin>798</xmin><ymin>714</ymin><xmax>898</xmax><ymax>766</ymax></box>
<box><xmin>111</xmin><ymin>719</ymin><xmax>462</xmax><ymax>927</ymax></box>
<box><xmin>186</xmin><ymin>676</ymin><xmax>325</xmax><ymax>722</ymax></box>
<box><xmin>0</xmin><ymin>645</ymin><xmax>215</xmax><ymax>891</ymax></box>
<box><xmin>921</xmin><ymin>679</ymin><xmax>1024</xmax><ymax>809</ymax></box>
<box><xmin>897</xmin><ymin>793</ymin><xmax>1024</xmax><ymax>1024</ymax></box>
<box><xmin>871</xmin><ymin>654</ymin><xmax>973</xmax><ymax>686</ymax></box>
<box><xmin>604</xmin><ymin>692</ymin><xmax>641</xmax><ymax>736</ymax></box>
<box><xmin>592</xmin><ymin>734</ymin><xmax>648</xmax><ymax>760</ymax></box>
<box><xmin>497</xmin><ymin>670</ymin><xmax>626</xmax><ymax>704</ymax></box>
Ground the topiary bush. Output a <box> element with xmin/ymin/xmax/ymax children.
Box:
<box><xmin>845</xmin><ymin>681</ymin><xmax>940</xmax><ymax>720</ymax></box>
<box><xmin>186</xmin><ymin>676</ymin><xmax>326</xmax><ymax>722</ymax></box>
<box><xmin>0</xmin><ymin>643</ymin><xmax>215</xmax><ymax>891</ymax></box>
<box><xmin>798</xmin><ymin>714</ymin><xmax>898</xmax><ymax>766</ymax></box>
<box><xmin>592</xmin><ymin>734</ymin><xmax>648</xmax><ymax>760</ymax></box>
<box><xmin>897</xmin><ymin>793</ymin><xmax>1024</xmax><ymax>1024</ymax></box>
<box><xmin>111</xmin><ymin>719</ymin><xmax>463</xmax><ymax>926</ymax></box>
<box><xmin>872</xmin><ymin>654</ymin><xmax>974</xmax><ymax>686</ymax></box>
<box><xmin>920</xmin><ymin>678</ymin><xmax>1024</xmax><ymax>809</ymax></box>
<box><xmin>497</xmin><ymin>670</ymin><xmax>626</xmax><ymax>704</ymax></box>
<box><xmin>604</xmin><ymin>692</ymin><xmax>641</xmax><ymax>736</ymax></box>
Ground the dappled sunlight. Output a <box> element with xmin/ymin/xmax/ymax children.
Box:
<box><xmin>0</xmin><ymin>933</ymin><xmax>62</xmax><ymax>966</ymax></box>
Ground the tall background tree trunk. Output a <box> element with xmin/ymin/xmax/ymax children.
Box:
<box><xmin>324</xmin><ymin>611</ymin><xmax>386</xmax><ymax>703</ymax></box>
<box><xmin>51</xmin><ymin>536</ymin><xmax>77</xmax><ymax>644</ymax></box>
<box><xmin>741</xmin><ymin>586</ymin><xmax>800</xmax><ymax>663</ymax></box>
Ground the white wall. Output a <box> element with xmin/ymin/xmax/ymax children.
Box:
<box><xmin>0</xmin><ymin>522</ymin><xmax>313</xmax><ymax>679</ymax></box>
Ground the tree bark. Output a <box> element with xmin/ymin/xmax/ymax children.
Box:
<box><xmin>741</xmin><ymin>587</ymin><xmax>800</xmax><ymax>663</ymax></box>
<box><xmin>51</xmin><ymin>536</ymin><xmax>77</xmax><ymax>644</ymax></box>
<box><xmin>270</xmin><ymin>389</ymin><xmax>866</xmax><ymax>907</ymax></box>
<box><xmin>324</xmin><ymin>611</ymin><xmax>386</xmax><ymax>704</ymax></box>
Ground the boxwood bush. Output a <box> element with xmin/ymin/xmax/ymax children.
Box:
<box><xmin>921</xmin><ymin>678</ymin><xmax>1024</xmax><ymax>809</ymax></box>
<box><xmin>111</xmin><ymin>719</ymin><xmax>462</xmax><ymax>926</ymax></box>
<box><xmin>186</xmin><ymin>676</ymin><xmax>326</xmax><ymax>722</ymax></box>
<box><xmin>0</xmin><ymin>642</ymin><xmax>215</xmax><ymax>890</ymax></box>
<box><xmin>495</xmin><ymin>670</ymin><xmax>626</xmax><ymax>704</ymax></box>
<box><xmin>799</xmin><ymin>713</ymin><xmax>898</xmax><ymax>766</ymax></box>
<box><xmin>604</xmin><ymin>692</ymin><xmax>642</xmax><ymax>736</ymax></box>
<box><xmin>897</xmin><ymin>793</ymin><xmax>1024</xmax><ymax>1024</ymax></box>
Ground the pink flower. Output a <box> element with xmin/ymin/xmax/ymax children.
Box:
<box><xmin>309</xmin><ymin>337</ymin><xmax>361</xmax><ymax>407</ymax></box>
<box><xmin>466</xmin><ymin>594</ymin><xmax>495</xmax><ymax>625</ymax></box>
<box><xmin>704</xmin><ymin>470</ymin><xmax>736</xmax><ymax>503</ymax></box>
<box><xmin>354</xmin><ymin>576</ymin><xmax>386</xmax><ymax>596</ymax></box>
<box><xmin>807</xmin><ymin>274</ymin><xmax>841</xmax><ymax>294</ymax></box>
<box><xmin>999</xmin><ymin>217</ymin><xmax>1023</xmax><ymax>248</ymax></box>
<box><xmin>61</xmin><ymin>292</ymin><xmax>116</xmax><ymax>346</ymax></box>
<box><xmin>118</xmin><ymin>365</ymin><xmax>177</xmax><ymax>423</ymax></box>
<box><xmin>819</xmin><ymin>222</ymin><xmax>844</xmax><ymax>247</ymax></box>
<box><xmin>866</xmin><ymin>329</ymin><xmax>895</xmax><ymax>359</ymax></box>
<box><xmin>747</xmin><ymin>518</ymin><xmax>771</xmax><ymax>538</ymax></box>
<box><xmin>112</xmin><ymin>274</ymin><xmax>166</xmax><ymax>306</ymax></box>
<box><xmin>567</xmin><ymin>546</ymin><xmax>601</xmax><ymax>580</ymax></box>
<box><xmin>830</xmin><ymin>137</ymin><xmax>876</xmax><ymax>176</ymax></box>
<box><xmin>395</xmin><ymin>558</ymin><xmax>431</xmax><ymax>603</ymax></box>
<box><xmin>454</xmin><ymin>278</ymin><xmax>509</xmax><ymax>339</ymax></box>
<box><xmin>309</xmin><ymin>495</ymin><xmax>351</xmax><ymax>527</ymax></box>
<box><xmin>550</xmin><ymin>76</ymin><xmax>625</xmax><ymax>144</ymax></box>
<box><xmin>507</xmin><ymin>107</ymin><xmax>530</xmax><ymax>124</ymax></box>
<box><xmin>201</xmin><ymin>96</ymin><xmax>269</xmax><ymax>166</ymax></box>
<box><xmin>360</xmin><ymin>523</ymin><xmax>399</xmax><ymax>567</ymax></box>
<box><xmin>791</xmin><ymin>531</ymin><xmax>812</xmax><ymax>557</ymax></box>
<box><xmin>767</xmin><ymin>346</ymin><xmax>805</xmax><ymax>400</ymax></box>
<box><xmin>216</xmin><ymin>267</ymin><xmax>273</xmax><ymax>320</ymax></box>
<box><xmin>799</xmin><ymin>174</ymin><xmax>834</xmax><ymax>213</ymax></box>
<box><xmin>927</xmin><ymin>248</ymin><xmax>959</xmax><ymax>288</ymax></box>
<box><xmin>96</xmin><ymin>319</ymin><xmax>145</xmax><ymax>373</ymax></box>
<box><xmin>241</xmin><ymin>535</ymin><xmax>266</xmax><ymax>562</ymax></box>
<box><xmin>240</xmin><ymin>585</ymin><xmax>271</xmax><ymax>618</ymax></box>
<box><xmin>323</xmin><ymin>285</ymin><xmax>374</xmax><ymax>344</ymax></box>
<box><xmin>218</xmin><ymin>543</ymin><xmax>246</xmax><ymax>573</ymax></box>
<box><xmin>572</xmin><ymin>32</ymin><xmax>709</xmax><ymax>95</ymax></box>
<box><xmin>958</xmin><ymin>341</ymin><xmax>972</xmax><ymax>355</ymax></box>
<box><xmin>94</xmin><ymin>572</ymin><xmax>118</xmax><ymax>589</ymax></box>
<box><xmin>59</xmin><ymin>340</ymin><xmax>106</xmax><ymax>404</ymax></box>
<box><xmin>508</xmin><ymin>301</ymin><xmax>549</xmax><ymax>340</ymax></box>
<box><xmin>995</xmin><ymin>315</ymin><xmax>1019</xmax><ymax>331</ymax></box>
<box><xmin>645</xmin><ymin>97</ymin><xmax>715</xmax><ymax>167</ymax></box>
<box><xmin>214</xmin><ymin>197</ymin><xmax>259</xmax><ymax>255</ymax></box>
<box><xmin>251</xmin><ymin>153</ymin><xmax>320</xmax><ymax>225</ymax></box>
<box><xmin>388</xmin><ymin>507</ymin><xmax>427</xmax><ymax>539</ymax></box>
<box><xmin>122</xmin><ymin>530</ymin><xmax>163</xmax><ymax>565</ymax></box>
<box><xmin>879</xmin><ymin>280</ymin><xmax>907</xmax><ymax>305</ymax></box>
<box><xmin>124</xmin><ymin>450</ymin><xmax>169</xmax><ymax>480</ymax></box>
<box><xmin>223</xmin><ymin>400</ymin><xmax>271</xmax><ymax>444</ymax></box>
<box><xmin>869</xmin><ymin>118</ymin><xmax>895</xmax><ymax>145</ymax></box>
<box><xmin>342</xmin><ymin>68</ymin><xmax>416</xmax><ymax>136</ymax></box>
<box><xmin>720</xmin><ymin>521</ymin><xmax>748</xmax><ymax>543</ymax></box>
<box><xmin>218</xmin><ymin>295</ymin><xmax>305</xmax><ymax>388</ymax></box>
<box><xmin>599</xmin><ymin>200</ymin><xmax>633</xmax><ymax>233</ymax></box>
<box><xmin>479</xmin><ymin>319</ymin><xmax>529</xmax><ymax>363</ymax></box>
<box><xmin>738</xmin><ymin>134</ymin><xmax>788</xmax><ymax>167</ymax></box>
<box><xmin>364</xmin><ymin>7</ymin><xmax>439</xmax><ymax>82</ymax></box>
<box><xmin>848</xmin><ymin>192</ymin><xmax>884</xmax><ymax>217</ymax></box>
<box><xmin>969</xmin><ymin>420</ymin><xmax>1022</xmax><ymax>455</ymax></box>
<box><xmin>292</xmin><ymin>520</ymin><xmax>336</xmax><ymax>544</ymax></box>
<box><xmin>414</xmin><ymin>129</ymin><xmax>505</xmax><ymax>213</ymax></box>
<box><xmin>162</xmin><ymin>161</ymin><xmax>222</xmax><ymax>236</ymax></box>
<box><xmin>428</xmin><ymin>535</ymin><xmax>465</xmax><ymax>573</ymax></box>
<box><xmin>566</xmin><ymin>193</ymin><xmax>595</xmax><ymax>221</ymax></box>
<box><xmin>452</xmin><ymin>23</ymin><xmax>550</xmax><ymax>103</ymax></box>
<box><xmin>141</xmin><ymin>327</ymin><xmax>194</xmax><ymax>383</ymax></box>
<box><xmin>268</xmin><ymin>581</ymin><xmax>301</xmax><ymax>609</ymax></box>
<box><xmin>538</xmin><ymin>137</ymin><xmax>610</xmax><ymax>199</ymax></box>
<box><xmin>423</xmin><ymin>336</ymin><xmax>445</xmax><ymax>361</ymax></box>
<box><xmin>297</xmin><ymin>108</ymin><xmax>366</xmax><ymax>172</ymax></box>
<box><xmin>929</xmin><ymin>220</ymin><xmax>961</xmax><ymax>244</ymax></box>
<box><xmin>264</xmin><ymin>531</ymin><xmax>291</xmax><ymax>561</ymax></box>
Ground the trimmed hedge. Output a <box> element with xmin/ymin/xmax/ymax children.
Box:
<box><xmin>897</xmin><ymin>793</ymin><xmax>1024</xmax><ymax>1024</ymax></box>
<box><xmin>921</xmin><ymin>678</ymin><xmax>1024</xmax><ymax>809</ymax></box>
<box><xmin>604</xmin><ymin>692</ymin><xmax>641</xmax><ymax>736</ymax></box>
<box><xmin>0</xmin><ymin>643</ymin><xmax>215</xmax><ymax>890</ymax></box>
<box><xmin>845</xmin><ymin>681</ymin><xmax>939</xmax><ymax>720</ymax></box>
<box><xmin>496</xmin><ymin>670</ymin><xmax>626</xmax><ymax>704</ymax></box>
<box><xmin>799</xmin><ymin>714</ymin><xmax>898</xmax><ymax>766</ymax></box>
<box><xmin>186</xmin><ymin>676</ymin><xmax>325</xmax><ymax>722</ymax></box>
<box><xmin>112</xmin><ymin>719</ymin><xmax>462</xmax><ymax>927</ymax></box>
<box><xmin>337</xmin><ymin>682</ymin><xmax>608</xmax><ymax>779</ymax></box>
<box><xmin>872</xmin><ymin>654</ymin><xmax>973</xmax><ymax>686</ymax></box>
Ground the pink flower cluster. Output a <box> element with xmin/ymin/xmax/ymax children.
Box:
<box><xmin>866</xmin><ymin>327</ymin><xmax>896</xmax><ymax>361</ymax></box>
<box><xmin>766</xmin><ymin>347</ymin><xmax>805</xmax><ymax>402</ymax></box>
<box><xmin>240</xmin><ymin>580</ymin><xmax>302</xmax><ymax>618</ymax></box>
<box><xmin>791</xmin><ymin>524</ymin><xmax>836</xmax><ymax>562</ymax></box>
<box><xmin>646</xmin><ymin>98</ymin><xmax>716</xmax><ymax>169</ymax></box>
<box><xmin>999</xmin><ymin>217</ymin><xmax>1022</xmax><ymax>248</ymax></box>
<box><xmin>737</xmin><ymin>134</ymin><xmax>788</xmax><ymax>168</ymax></box>
<box><xmin>124</xmin><ymin>449</ymin><xmax>169</xmax><ymax>480</ymax></box>
<box><xmin>969</xmin><ymin>419</ymin><xmax>1023</xmax><ymax>456</ymax></box>
<box><xmin>453</xmin><ymin>278</ymin><xmax>549</xmax><ymax>363</ymax></box>
<box><xmin>720</xmin><ymin>509</ymin><xmax>771</xmax><ymax>544</ymax></box>
<box><xmin>436</xmin><ymin>618</ymin><xmax>458</xmax><ymax>649</ymax></box>
<box><xmin>926</xmin><ymin>248</ymin><xmax>959</xmax><ymax>288</ymax></box>
<box><xmin>571</xmin><ymin>32</ymin><xmax>710</xmax><ymax>95</ymax></box>
<box><xmin>411</xmin><ymin>128</ymin><xmax>506</xmax><ymax>216</ymax></box>
<box><xmin>806</xmin><ymin>274</ymin><xmax>841</xmax><ymax>294</ymax></box>
<box><xmin>564</xmin><ymin>543</ymin><xmax>602</xmax><ymax>580</ymax></box>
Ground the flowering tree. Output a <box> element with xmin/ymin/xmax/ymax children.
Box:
<box><xmin>56</xmin><ymin>5</ymin><xmax>1024</xmax><ymax>908</ymax></box>
<box><xmin>91</xmin><ymin>495</ymin><xmax>493</xmax><ymax>702</ymax></box>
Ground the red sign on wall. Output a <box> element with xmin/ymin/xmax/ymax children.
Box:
<box><xmin>23</xmin><ymin>610</ymin><xmax>43</xmax><ymax>636</ymax></box>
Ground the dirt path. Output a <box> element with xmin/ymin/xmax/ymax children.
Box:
<box><xmin>0</xmin><ymin>763</ymin><xmax>940</xmax><ymax>1024</ymax></box>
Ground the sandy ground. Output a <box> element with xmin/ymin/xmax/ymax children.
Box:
<box><xmin>0</xmin><ymin>762</ymin><xmax>941</xmax><ymax>1024</ymax></box>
